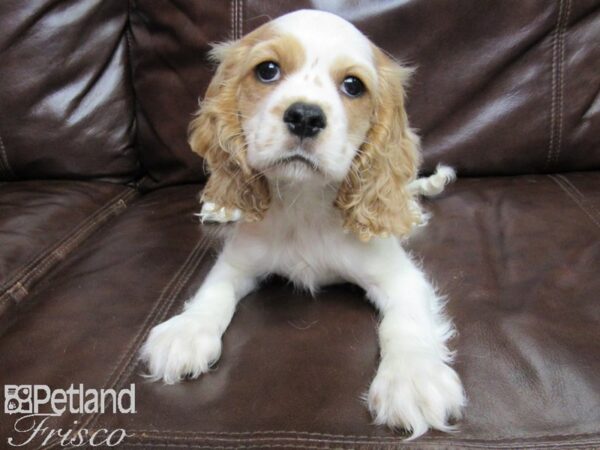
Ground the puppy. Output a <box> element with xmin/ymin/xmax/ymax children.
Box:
<box><xmin>140</xmin><ymin>10</ymin><xmax>465</xmax><ymax>439</ymax></box>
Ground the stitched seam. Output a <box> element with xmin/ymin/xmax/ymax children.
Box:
<box><xmin>123</xmin><ymin>434</ymin><xmax>600</xmax><ymax>444</ymax></box>
<box><xmin>124</xmin><ymin>429</ymin><xmax>600</xmax><ymax>442</ymax></box>
<box><xmin>553</xmin><ymin>0</ymin><xmax>571</xmax><ymax>168</ymax></box>
<box><xmin>124</xmin><ymin>445</ymin><xmax>334</xmax><ymax>450</ymax></box>
<box><xmin>0</xmin><ymin>187</ymin><xmax>129</xmax><ymax>293</ymax></box>
<box><xmin>0</xmin><ymin>187</ymin><xmax>135</xmax><ymax>296</ymax></box>
<box><xmin>115</xmin><ymin>236</ymin><xmax>212</xmax><ymax>387</ymax></box>
<box><xmin>75</xmin><ymin>236</ymin><xmax>211</xmax><ymax>443</ymax></box>
<box><xmin>545</xmin><ymin>0</ymin><xmax>562</xmax><ymax>170</ymax></box>
<box><xmin>556</xmin><ymin>174</ymin><xmax>600</xmax><ymax>220</ymax></box>
<box><xmin>0</xmin><ymin>188</ymin><xmax>137</xmax><ymax>308</ymax></box>
<box><xmin>120</xmin><ymin>435</ymin><xmax>600</xmax><ymax>448</ymax></box>
<box><xmin>121</xmin><ymin>438</ymin><xmax>600</xmax><ymax>449</ymax></box>
<box><xmin>0</xmin><ymin>133</ymin><xmax>16</xmax><ymax>179</ymax></box>
<box><xmin>43</xmin><ymin>236</ymin><xmax>209</xmax><ymax>449</ymax></box>
<box><xmin>545</xmin><ymin>0</ymin><xmax>566</xmax><ymax>171</ymax></box>
<box><xmin>45</xmin><ymin>235</ymin><xmax>211</xmax><ymax>450</ymax></box>
<box><xmin>230</xmin><ymin>0</ymin><xmax>236</xmax><ymax>39</ymax></box>
<box><xmin>113</xmin><ymin>236</ymin><xmax>212</xmax><ymax>385</ymax></box>
<box><xmin>0</xmin><ymin>191</ymin><xmax>136</xmax><ymax>317</ymax></box>
<box><xmin>15</xmin><ymin>190</ymin><xmax>137</xmax><ymax>289</ymax></box>
<box><xmin>549</xmin><ymin>175</ymin><xmax>600</xmax><ymax>230</ymax></box>
<box><xmin>125</xmin><ymin>0</ymin><xmax>143</xmax><ymax>179</ymax></box>
<box><xmin>238</xmin><ymin>0</ymin><xmax>244</xmax><ymax>37</ymax></box>
<box><xmin>557</xmin><ymin>175</ymin><xmax>600</xmax><ymax>218</ymax></box>
<box><xmin>235</xmin><ymin>0</ymin><xmax>239</xmax><ymax>39</ymax></box>
<box><xmin>237</xmin><ymin>0</ymin><xmax>241</xmax><ymax>38</ymax></box>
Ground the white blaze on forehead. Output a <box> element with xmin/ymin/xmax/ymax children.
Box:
<box><xmin>272</xmin><ymin>10</ymin><xmax>375</xmax><ymax>69</ymax></box>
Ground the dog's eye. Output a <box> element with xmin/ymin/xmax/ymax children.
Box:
<box><xmin>255</xmin><ymin>61</ymin><xmax>281</xmax><ymax>83</ymax></box>
<box><xmin>341</xmin><ymin>76</ymin><xmax>365</xmax><ymax>97</ymax></box>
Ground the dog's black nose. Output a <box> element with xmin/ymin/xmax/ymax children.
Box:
<box><xmin>283</xmin><ymin>102</ymin><xmax>326</xmax><ymax>139</ymax></box>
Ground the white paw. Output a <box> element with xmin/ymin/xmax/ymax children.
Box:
<box><xmin>139</xmin><ymin>313</ymin><xmax>222</xmax><ymax>384</ymax></box>
<box><xmin>368</xmin><ymin>356</ymin><xmax>465</xmax><ymax>439</ymax></box>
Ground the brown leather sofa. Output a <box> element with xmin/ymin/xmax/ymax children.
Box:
<box><xmin>1</xmin><ymin>1</ymin><xmax>599</xmax><ymax>449</ymax></box>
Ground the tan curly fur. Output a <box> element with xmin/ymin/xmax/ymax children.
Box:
<box><xmin>188</xmin><ymin>32</ymin><xmax>272</xmax><ymax>222</ymax></box>
<box><xmin>190</xmin><ymin>29</ymin><xmax>421</xmax><ymax>239</ymax></box>
<box><xmin>335</xmin><ymin>48</ymin><xmax>422</xmax><ymax>241</ymax></box>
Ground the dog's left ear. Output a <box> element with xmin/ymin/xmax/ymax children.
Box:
<box><xmin>336</xmin><ymin>48</ymin><xmax>422</xmax><ymax>241</ymax></box>
<box><xmin>189</xmin><ymin>40</ymin><xmax>270</xmax><ymax>222</ymax></box>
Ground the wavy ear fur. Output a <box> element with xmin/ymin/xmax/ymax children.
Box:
<box><xmin>188</xmin><ymin>41</ymin><xmax>270</xmax><ymax>222</ymax></box>
<box><xmin>335</xmin><ymin>49</ymin><xmax>422</xmax><ymax>241</ymax></box>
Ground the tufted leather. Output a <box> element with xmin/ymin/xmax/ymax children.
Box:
<box><xmin>0</xmin><ymin>1</ymin><xmax>599</xmax><ymax>449</ymax></box>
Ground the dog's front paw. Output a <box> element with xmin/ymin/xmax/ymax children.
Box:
<box><xmin>368</xmin><ymin>356</ymin><xmax>465</xmax><ymax>439</ymax></box>
<box><xmin>139</xmin><ymin>313</ymin><xmax>222</xmax><ymax>384</ymax></box>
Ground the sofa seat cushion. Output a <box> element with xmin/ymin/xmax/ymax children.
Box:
<box><xmin>0</xmin><ymin>180</ymin><xmax>137</xmax><ymax>334</ymax></box>
<box><xmin>0</xmin><ymin>174</ymin><xmax>598</xmax><ymax>449</ymax></box>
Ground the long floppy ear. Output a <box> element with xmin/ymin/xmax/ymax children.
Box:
<box><xmin>188</xmin><ymin>41</ymin><xmax>270</xmax><ymax>222</ymax></box>
<box><xmin>335</xmin><ymin>49</ymin><xmax>422</xmax><ymax>241</ymax></box>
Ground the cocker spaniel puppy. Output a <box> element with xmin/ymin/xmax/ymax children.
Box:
<box><xmin>141</xmin><ymin>10</ymin><xmax>465</xmax><ymax>439</ymax></box>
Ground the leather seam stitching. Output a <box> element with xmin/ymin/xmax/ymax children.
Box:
<box><xmin>553</xmin><ymin>0</ymin><xmax>571</xmax><ymax>168</ymax></box>
<box><xmin>545</xmin><ymin>0</ymin><xmax>567</xmax><ymax>171</ymax></box>
<box><xmin>0</xmin><ymin>187</ymin><xmax>130</xmax><ymax>293</ymax></box>
<box><xmin>0</xmin><ymin>188</ymin><xmax>138</xmax><ymax>308</ymax></box>
<box><xmin>238</xmin><ymin>0</ymin><xmax>244</xmax><ymax>38</ymax></box>
<box><xmin>230</xmin><ymin>0</ymin><xmax>242</xmax><ymax>39</ymax></box>
<box><xmin>15</xmin><ymin>189</ymin><xmax>137</xmax><ymax>288</ymax></box>
<box><xmin>115</xmin><ymin>236</ymin><xmax>212</xmax><ymax>389</ymax></box>
<box><xmin>79</xmin><ymin>236</ymin><xmax>211</xmax><ymax>440</ymax></box>
<box><xmin>121</xmin><ymin>437</ymin><xmax>600</xmax><ymax>449</ymax></box>
<box><xmin>546</xmin><ymin>0</ymin><xmax>560</xmax><ymax>169</ymax></box>
<box><xmin>555</xmin><ymin>174</ymin><xmax>600</xmax><ymax>220</ymax></box>
<box><xmin>230</xmin><ymin>0</ymin><xmax>236</xmax><ymax>39</ymax></box>
<box><xmin>549</xmin><ymin>174</ymin><xmax>600</xmax><ymax>230</ymax></box>
<box><xmin>125</xmin><ymin>0</ymin><xmax>142</xmax><ymax>176</ymax></box>
<box><xmin>123</xmin><ymin>429</ymin><xmax>600</xmax><ymax>443</ymax></box>
<box><xmin>557</xmin><ymin>175</ymin><xmax>600</xmax><ymax>220</ymax></box>
<box><xmin>47</xmin><ymin>234</ymin><xmax>212</xmax><ymax>449</ymax></box>
<box><xmin>0</xmin><ymin>187</ymin><xmax>135</xmax><ymax>294</ymax></box>
<box><xmin>235</xmin><ymin>0</ymin><xmax>239</xmax><ymax>39</ymax></box>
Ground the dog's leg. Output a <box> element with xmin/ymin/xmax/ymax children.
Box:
<box><xmin>355</xmin><ymin>242</ymin><xmax>465</xmax><ymax>438</ymax></box>
<box><xmin>140</xmin><ymin>248</ymin><xmax>258</xmax><ymax>384</ymax></box>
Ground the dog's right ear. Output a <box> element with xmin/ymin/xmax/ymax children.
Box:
<box><xmin>188</xmin><ymin>41</ymin><xmax>270</xmax><ymax>222</ymax></box>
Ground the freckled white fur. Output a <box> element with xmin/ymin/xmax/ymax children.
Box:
<box><xmin>140</xmin><ymin>10</ymin><xmax>465</xmax><ymax>439</ymax></box>
<box><xmin>245</xmin><ymin>10</ymin><xmax>376</xmax><ymax>183</ymax></box>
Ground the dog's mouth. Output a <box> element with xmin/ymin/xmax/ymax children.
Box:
<box><xmin>269</xmin><ymin>152</ymin><xmax>320</xmax><ymax>172</ymax></box>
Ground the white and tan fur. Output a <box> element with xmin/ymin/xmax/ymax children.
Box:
<box><xmin>140</xmin><ymin>10</ymin><xmax>464</xmax><ymax>439</ymax></box>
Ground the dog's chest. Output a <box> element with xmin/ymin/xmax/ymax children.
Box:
<box><xmin>258</xmin><ymin>206</ymin><xmax>347</xmax><ymax>288</ymax></box>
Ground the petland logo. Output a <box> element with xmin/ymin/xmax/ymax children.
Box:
<box><xmin>4</xmin><ymin>384</ymin><xmax>135</xmax><ymax>447</ymax></box>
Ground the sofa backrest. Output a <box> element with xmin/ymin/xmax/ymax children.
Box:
<box><xmin>129</xmin><ymin>0</ymin><xmax>600</xmax><ymax>188</ymax></box>
<box><xmin>1</xmin><ymin>1</ymin><xmax>598</xmax><ymax>186</ymax></box>
<box><xmin>0</xmin><ymin>0</ymin><xmax>139</xmax><ymax>182</ymax></box>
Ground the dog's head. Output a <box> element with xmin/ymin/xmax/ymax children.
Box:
<box><xmin>190</xmin><ymin>10</ymin><xmax>421</xmax><ymax>241</ymax></box>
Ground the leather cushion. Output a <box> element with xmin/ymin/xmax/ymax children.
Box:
<box><xmin>0</xmin><ymin>0</ymin><xmax>139</xmax><ymax>181</ymax></box>
<box><xmin>0</xmin><ymin>180</ymin><xmax>137</xmax><ymax>334</ymax></box>
<box><xmin>1</xmin><ymin>174</ymin><xmax>598</xmax><ymax>448</ymax></box>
